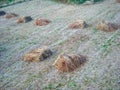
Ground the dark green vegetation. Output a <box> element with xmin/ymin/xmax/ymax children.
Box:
<box><xmin>0</xmin><ymin>0</ymin><xmax>103</xmax><ymax>7</ymax></box>
<box><xmin>53</xmin><ymin>0</ymin><xmax>103</xmax><ymax>4</ymax></box>
<box><xmin>0</xmin><ymin>0</ymin><xmax>14</xmax><ymax>5</ymax></box>
<box><xmin>0</xmin><ymin>0</ymin><xmax>29</xmax><ymax>8</ymax></box>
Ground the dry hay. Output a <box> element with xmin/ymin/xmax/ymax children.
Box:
<box><xmin>35</xmin><ymin>19</ymin><xmax>51</xmax><ymax>26</ymax></box>
<box><xmin>96</xmin><ymin>20</ymin><xmax>119</xmax><ymax>32</ymax></box>
<box><xmin>69</xmin><ymin>20</ymin><xmax>87</xmax><ymax>29</ymax></box>
<box><xmin>53</xmin><ymin>53</ymin><xmax>87</xmax><ymax>72</ymax></box>
<box><xmin>23</xmin><ymin>46</ymin><xmax>52</xmax><ymax>62</ymax></box>
<box><xmin>17</xmin><ymin>16</ymin><xmax>32</xmax><ymax>23</ymax></box>
<box><xmin>0</xmin><ymin>11</ymin><xmax>6</xmax><ymax>16</ymax></box>
<box><xmin>5</xmin><ymin>13</ymin><xmax>18</xmax><ymax>19</ymax></box>
<box><xmin>116</xmin><ymin>0</ymin><xmax>120</xmax><ymax>3</ymax></box>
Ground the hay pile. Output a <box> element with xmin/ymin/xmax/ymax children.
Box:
<box><xmin>23</xmin><ymin>46</ymin><xmax>52</xmax><ymax>62</ymax></box>
<box><xmin>53</xmin><ymin>53</ymin><xmax>87</xmax><ymax>72</ymax></box>
<box><xmin>69</xmin><ymin>20</ymin><xmax>87</xmax><ymax>29</ymax></box>
<box><xmin>96</xmin><ymin>20</ymin><xmax>119</xmax><ymax>32</ymax></box>
<box><xmin>35</xmin><ymin>19</ymin><xmax>51</xmax><ymax>26</ymax></box>
<box><xmin>17</xmin><ymin>16</ymin><xmax>32</xmax><ymax>23</ymax></box>
<box><xmin>116</xmin><ymin>0</ymin><xmax>120</xmax><ymax>3</ymax></box>
<box><xmin>5</xmin><ymin>13</ymin><xmax>18</xmax><ymax>19</ymax></box>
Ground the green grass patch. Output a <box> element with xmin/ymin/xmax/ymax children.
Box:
<box><xmin>93</xmin><ymin>28</ymin><xmax>98</xmax><ymax>34</ymax></box>
<box><xmin>43</xmin><ymin>83</ymin><xmax>65</xmax><ymax>90</ymax></box>
<box><xmin>67</xmin><ymin>81</ymin><xmax>76</xmax><ymax>88</ymax></box>
<box><xmin>99</xmin><ymin>32</ymin><xmax>120</xmax><ymax>58</ymax></box>
<box><xmin>24</xmin><ymin>73</ymin><xmax>41</xmax><ymax>87</ymax></box>
<box><xmin>0</xmin><ymin>45</ymin><xmax>7</xmax><ymax>52</ymax></box>
<box><xmin>0</xmin><ymin>0</ymin><xmax>14</xmax><ymax>4</ymax></box>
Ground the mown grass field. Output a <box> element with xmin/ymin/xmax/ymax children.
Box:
<box><xmin>0</xmin><ymin>0</ymin><xmax>120</xmax><ymax>90</ymax></box>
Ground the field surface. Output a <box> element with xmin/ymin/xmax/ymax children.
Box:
<box><xmin>0</xmin><ymin>0</ymin><xmax>120</xmax><ymax>90</ymax></box>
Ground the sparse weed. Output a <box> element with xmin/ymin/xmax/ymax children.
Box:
<box><xmin>93</xmin><ymin>28</ymin><xmax>98</xmax><ymax>33</ymax></box>
<box><xmin>99</xmin><ymin>32</ymin><xmax>119</xmax><ymax>58</ymax></box>
<box><xmin>67</xmin><ymin>81</ymin><xmax>76</xmax><ymax>88</ymax></box>
<box><xmin>0</xmin><ymin>45</ymin><xmax>7</xmax><ymax>52</ymax></box>
<box><xmin>43</xmin><ymin>83</ymin><xmax>64</xmax><ymax>90</ymax></box>
<box><xmin>24</xmin><ymin>74</ymin><xmax>41</xmax><ymax>87</ymax></box>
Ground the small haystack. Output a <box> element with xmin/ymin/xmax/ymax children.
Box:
<box><xmin>17</xmin><ymin>16</ymin><xmax>32</xmax><ymax>23</ymax></box>
<box><xmin>116</xmin><ymin>0</ymin><xmax>120</xmax><ymax>3</ymax></box>
<box><xmin>53</xmin><ymin>53</ymin><xmax>87</xmax><ymax>72</ymax></box>
<box><xmin>5</xmin><ymin>13</ymin><xmax>18</xmax><ymax>19</ymax></box>
<box><xmin>96</xmin><ymin>20</ymin><xmax>119</xmax><ymax>32</ymax></box>
<box><xmin>35</xmin><ymin>19</ymin><xmax>51</xmax><ymax>26</ymax></box>
<box><xmin>23</xmin><ymin>46</ymin><xmax>52</xmax><ymax>62</ymax></box>
<box><xmin>69</xmin><ymin>20</ymin><xmax>87</xmax><ymax>29</ymax></box>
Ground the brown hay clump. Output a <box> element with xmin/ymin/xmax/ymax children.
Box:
<box><xmin>69</xmin><ymin>20</ymin><xmax>87</xmax><ymax>29</ymax></box>
<box><xmin>53</xmin><ymin>53</ymin><xmax>87</xmax><ymax>72</ymax></box>
<box><xmin>96</xmin><ymin>20</ymin><xmax>119</xmax><ymax>32</ymax></box>
<box><xmin>5</xmin><ymin>13</ymin><xmax>18</xmax><ymax>19</ymax></box>
<box><xmin>0</xmin><ymin>11</ymin><xmax>6</xmax><ymax>16</ymax></box>
<box><xmin>116</xmin><ymin>0</ymin><xmax>120</xmax><ymax>3</ymax></box>
<box><xmin>23</xmin><ymin>46</ymin><xmax>52</xmax><ymax>62</ymax></box>
<box><xmin>35</xmin><ymin>19</ymin><xmax>51</xmax><ymax>26</ymax></box>
<box><xmin>17</xmin><ymin>16</ymin><xmax>32</xmax><ymax>23</ymax></box>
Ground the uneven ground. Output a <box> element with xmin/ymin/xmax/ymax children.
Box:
<box><xmin>0</xmin><ymin>0</ymin><xmax>120</xmax><ymax>90</ymax></box>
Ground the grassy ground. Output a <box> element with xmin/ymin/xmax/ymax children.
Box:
<box><xmin>0</xmin><ymin>0</ymin><xmax>120</xmax><ymax>90</ymax></box>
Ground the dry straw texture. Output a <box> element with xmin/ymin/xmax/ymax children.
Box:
<box><xmin>53</xmin><ymin>53</ymin><xmax>87</xmax><ymax>72</ymax></box>
<box><xmin>69</xmin><ymin>20</ymin><xmax>87</xmax><ymax>29</ymax></box>
<box><xmin>96</xmin><ymin>20</ymin><xmax>119</xmax><ymax>32</ymax></box>
<box><xmin>23</xmin><ymin>46</ymin><xmax>52</xmax><ymax>62</ymax></box>
<box><xmin>35</xmin><ymin>19</ymin><xmax>51</xmax><ymax>26</ymax></box>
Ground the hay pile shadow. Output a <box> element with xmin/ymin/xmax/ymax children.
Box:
<box><xmin>0</xmin><ymin>11</ymin><xmax>6</xmax><ymax>16</ymax></box>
